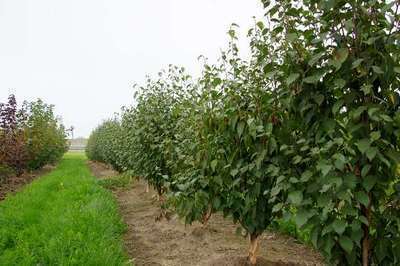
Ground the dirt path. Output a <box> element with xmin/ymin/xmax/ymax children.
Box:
<box><xmin>88</xmin><ymin>161</ymin><xmax>324</xmax><ymax>266</ymax></box>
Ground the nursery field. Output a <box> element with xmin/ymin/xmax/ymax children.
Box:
<box><xmin>84</xmin><ymin>1</ymin><xmax>400</xmax><ymax>264</ymax></box>
<box><xmin>1</xmin><ymin>1</ymin><xmax>399</xmax><ymax>265</ymax></box>
<box><xmin>0</xmin><ymin>153</ymin><xmax>129</xmax><ymax>265</ymax></box>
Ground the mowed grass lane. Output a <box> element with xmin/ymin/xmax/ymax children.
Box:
<box><xmin>0</xmin><ymin>153</ymin><xmax>129</xmax><ymax>265</ymax></box>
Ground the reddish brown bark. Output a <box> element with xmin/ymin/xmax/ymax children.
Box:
<box><xmin>248</xmin><ymin>233</ymin><xmax>260</xmax><ymax>265</ymax></box>
<box><xmin>362</xmin><ymin>193</ymin><xmax>372</xmax><ymax>266</ymax></box>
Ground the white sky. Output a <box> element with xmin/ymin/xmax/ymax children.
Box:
<box><xmin>0</xmin><ymin>0</ymin><xmax>264</xmax><ymax>137</ymax></box>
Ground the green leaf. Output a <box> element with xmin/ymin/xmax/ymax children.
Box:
<box><xmin>276</xmin><ymin>175</ymin><xmax>285</xmax><ymax>184</ymax></box>
<box><xmin>370</xmin><ymin>131</ymin><xmax>381</xmax><ymax>141</ymax></box>
<box><xmin>380</xmin><ymin>114</ymin><xmax>393</xmax><ymax>122</ymax></box>
<box><xmin>361</xmin><ymin>84</ymin><xmax>372</xmax><ymax>95</ymax></box>
<box><xmin>288</xmin><ymin>190</ymin><xmax>303</xmax><ymax>205</ymax></box>
<box><xmin>309</xmin><ymin>52</ymin><xmax>324</xmax><ymax>66</ymax></box>
<box><xmin>361</xmin><ymin>165</ymin><xmax>371</xmax><ymax>177</ymax></box>
<box><xmin>334</xmin><ymin>78</ymin><xmax>346</xmax><ymax>89</ymax></box>
<box><xmin>272</xmin><ymin>203</ymin><xmax>283</xmax><ymax>213</ymax></box>
<box><xmin>333</xmin><ymin>153</ymin><xmax>346</xmax><ymax>171</ymax></box>
<box><xmin>363</xmin><ymin>175</ymin><xmax>377</xmax><ymax>192</ymax></box>
<box><xmin>366</xmin><ymin>147</ymin><xmax>378</xmax><ymax>161</ymax></box>
<box><xmin>294</xmin><ymin>209</ymin><xmax>309</xmax><ymax>228</ymax></box>
<box><xmin>332</xmin><ymin>48</ymin><xmax>349</xmax><ymax>70</ymax></box>
<box><xmin>359</xmin><ymin>215</ymin><xmax>369</xmax><ymax>225</ymax></box>
<box><xmin>394</xmin><ymin>66</ymin><xmax>400</xmax><ymax>74</ymax></box>
<box><xmin>314</xmin><ymin>94</ymin><xmax>324</xmax><ymax>105</ymax></box>
<box><xmin>317</xmin><ymin>161</ymin><xmax>332</xmax><ymax>177</ymax></box>
<box><xmin>303</xmin><ymin>73</ymin><xmax>323</xmax><ymax>84</ymax></box>
<box><xmin>352</xmin><ymin>106</ymin><xmax>367</xmax><ymax>119</ymax></box>
<box><xmin>339</xmin><ymin>236</ymin><xmax>354</xmax><ymax>254</ymax></box>
<box><xmin>256</xmin><ymin>21</ymin><xmax>265</xmax><ymax>30</ymax></box>
<box><xmin>237</xmin><ymin>121</ymin><xmax>245</xmax><ymax>138</ymax></box>
<box><xmin>228</xmin><ymin>29</ymin><xmax>236</xmax><ymax>39</ymax></box>
<box><xmin>214</xmin><ymin>176</ymin><xmax>223</xmax><ymax>186</ymax></box>
<box><xmin>311</xmin><ymin>228</ymin><xmax>319</xmax><ymax>248</ymax></box>
<box><xmin>386</xmin><ymin>149</ymin><xmax>400</xmax><ymax>164</ymax></box>
<box><xmin>352</xmin><ymin>59</ymin><xmax>364</xmax><ymax>69</ymax></box>
<box><xmin>212</xmin><ymin>78</ymin><xmax>222</xmax><ymax>86</ymax></box>
<box><xmin>286</xmin><ymin>73</ymin><xmax>300</xmax><ymax>85</ymax></box>
<box><xmin>286</xmin><ymin>33</ymin><xmax>297</xmax><ymax>42</ymax></box>
<box><xmin>210</xmin><ymin>159</ymin><xmax>218</xmax><ymax>172</ymax></box>
<box><xmin>355</xmin><ymin>191</ymin><xmax>370</xmax><ymax>207</ymax></box>
<box><xmin>332</xmin><ymin>219</ymin><xmax>347</xmax><ymax>235</ymax></box>
<box><xmin>372</xmin><ymin>66</ymin><xmax>384</xmax><ymax>74</ymax></box>
<box><xmin>355</xmin><ymin>139</ymin><xmax>371</xmax><ymax>154</ymax></box>
<box><xmin>368</xmin><ymin>107</ymin><xmax>380</xmax><ymax>118</ymax></box>
<box><xmin>332</xmin><ymin>99</ymin><xmax>344</xmax><ymax>114</ymax></box>
<box><xmin>230</xmin><ymin>169</ymin><xmax>239</xmax><ymax>177</ymax></box>
<box><xmin>300</xmin><ymin>171</ymin><xmax>312</xmax><ymax>182</ymax></box>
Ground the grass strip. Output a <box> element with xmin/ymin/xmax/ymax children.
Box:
<box><xmin>0</xmin><ymin>152</ymin><xmax>130</xmax><ymax>265</ymax></box>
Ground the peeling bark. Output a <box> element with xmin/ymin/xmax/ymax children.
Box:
<box><xmin>248</xmin><ymin>233</ymin><xmax>260</xmax><ymax>265</ymax></box>
<box><xmin>201</xmin><ymin>206</ymin><xmax>212</xmax><ymax>226</ymax></box>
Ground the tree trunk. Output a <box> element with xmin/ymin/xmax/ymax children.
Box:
<box><xmin>362</xmin><ymin>229</ymin><xmax>369</xmax><ymax>266</ymax></box>
<box><xmin>362</xmin><ymin>193</ymin><xmax>372</xmax><ymax>266</ymax></box>
<box><xmin>201</xmin><ymin>206</ymin><xmax>212</xmax><ymax>226</ymax></box>
<box><xmin>248</xmin><ymin>233</ymin><xmax>260</xmax><ymax>265</ymax></box>
<box><xmin>155</xmin><ymin>192</ymin><xmax>166</xmax><ymax>221</ymax></box>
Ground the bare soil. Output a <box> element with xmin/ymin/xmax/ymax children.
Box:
<box><xmin>88</xmin><ymin>161</ymin><xmax>325</xmax><ymax>266</ymax></box>
<box><xmin>87</xmin><ymin>160</ymin><xmax>118</xmax><ymax>179</ymax></box>
<box><xmin>0</xmin><ymin>165</ymin><xmax>55</xmax><ymax>201</ymax></box>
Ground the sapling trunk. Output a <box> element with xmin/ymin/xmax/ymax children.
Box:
<box><xmin>155</xmin><ymin>187</ymin><xmax>168</xmax><ymax>221</ymax></box>
<box><xmin>362</xmin><ymin>193</ymin><xmax>372</xmax><ymax>266</ymax></box>
<box><xmin>201</xmin><ymin>205</ymin><xmax>212</xmax><ymax>226</ymax></box>
<box><xmin>145</xmin><ymin>181</ymin><xmax>149</xmax><ymax>193</ymax></box>
<box><xmin>156</xmin><ymin>186</ymin><xmax>163</xmax><ymax>202</ymax></box>
<box><xmin>248</xmin><ymin>233</ymin><xmax>260</xmax><ymax>265</ymax></box>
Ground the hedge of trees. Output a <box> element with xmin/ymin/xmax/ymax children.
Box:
<box><xmin>87</xmin><ymin>1</ymin><xmax>400</xmax><ymax>265</ymax></box>
<box><xmin>0</xmin><ymin>94</ymin><xmax>68</xmax><ymax>180</ymax></box>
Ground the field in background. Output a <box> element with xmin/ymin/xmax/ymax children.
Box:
<box><xmin>68</xmin><ymin>138</ymin><xmax>88</xmax><ymax>151</ymax></box>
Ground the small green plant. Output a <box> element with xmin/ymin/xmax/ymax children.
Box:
<box><xmin>97</xmin><ymin>172</ymin><xmax>136</xmax><ymax>189</ymax></box>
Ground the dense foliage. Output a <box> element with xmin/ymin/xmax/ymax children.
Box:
<box><xmin>87</xmin><ymin>0</ymin><xmax>400</xmax><ymax>264</ymax></box>
<box><xmin>0</xmin><ymin>95</ymin><xmax>68</xmax><ymax>180</ymax></box>
<box><xmin>85</xmin><ymin>118</ymin><xmax>123</xmax><ymax>171</ymax></box>
<box><xmin>259</xmin><ymin>1</ymin><xmax>400</xmax><ymax>265</ymax></box>
<box><xmin>0</xmin><ymin>95</ymin><xmax>28</xmax><ymax>176</ymax></box>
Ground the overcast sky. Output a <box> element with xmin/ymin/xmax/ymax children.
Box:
<box><xmin>0</xmin><ymin>0</ymin><xmax>264</xmax><ymax>137</ymax></box>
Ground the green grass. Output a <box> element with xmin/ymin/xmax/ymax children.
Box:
<box><xmin>97</xmin><ymin>171</ymin><xmax>136</xmax><ymax>190</ymax></box>
<box><xmin>0</xmin><ymin>152</ymin><xmax>130</xmax><ymax>266</ymax></box>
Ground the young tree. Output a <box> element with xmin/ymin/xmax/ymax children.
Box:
<box><xmin>259</xmin><ymin>0</ymin><xmax>400</xmax><ymax>264</ymax></box>
<box><xmin>0</xmin><ymin>95</ymin><xmax>28</xmax><ymax>176</ymax></box>
<box><xmin>23</xmin><ymin>99</ymin><xmax>68</xmax><ymax>170</ymax></box>
<box><xmin>172</xmin><ymin>28</ymin><xmax>284</xmax><ymax>264</ymax></box>
<box><xmin>126</xmin><ymin>65</ymin><xmax>194</xmax><ymax>201</ymax></box>
<box><xmin>86</xmin><ymin>118</ymin><xmax>122</xmax><ymax>170</ymax></box>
